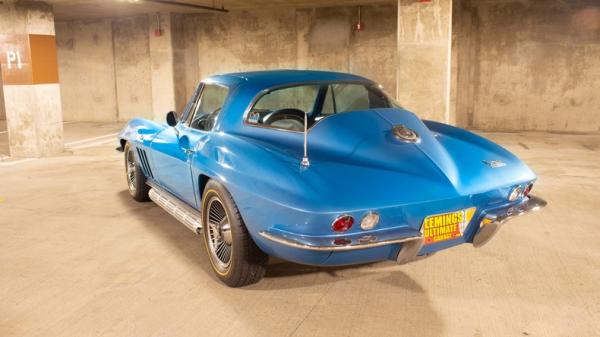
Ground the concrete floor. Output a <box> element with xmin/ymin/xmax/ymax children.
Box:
<box><xmin>1</xmin><ymin>130</ymin><xmax>599</xmax><ymax>337</ymax></box>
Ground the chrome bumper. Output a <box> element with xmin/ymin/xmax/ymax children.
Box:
<box><xmin>473</xmin><ymin>195</ymin><xmax>547</xmax><ymax>247</ymax></box>
<box><xmin>258</xmin><ymin>231</ymin><xmax>422</xmax><ymax>252</ymax></box>
<box><xmin>259</xmin><ymin>232</ymin><xmax>423</xmax><ymax>264</ymax></box>
<box><xmin>259</xmin><ymin>195</ymin><xmax>547</xmax><ymax>264</ymax></box>
<box><xmin>258</xmin><ymin>231</ymin><xmax>423</xmax><ymax>265</ymax></box>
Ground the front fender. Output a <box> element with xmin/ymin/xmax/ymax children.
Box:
<box><xmin>118</xmin><ymin>118</ymin><xmax>165</xmax><ymax>148</ymax></box>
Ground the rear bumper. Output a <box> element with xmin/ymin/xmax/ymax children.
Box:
<box><xmin>472</xmin><ymin>195</ymin><xmax>547</xmax><ymax>247</ymax></box>
<box><xmin>257</xmin><ymin>194</ymin><xmax>547</xmax><ymax>265</ymax></box>
<box><xmin>258</xmin><ymin>231</ymin><xmax>421</xmax><ymax>252</ymax></box>
<box><xmin>258</xmin><ymin>230</ymin><xmax>423</xmax><ymax>265</ymax></box>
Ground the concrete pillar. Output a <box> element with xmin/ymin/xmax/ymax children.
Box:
<box><xmin>148</xmin><ymin>13</ymin><xmax>187</xmax><ymax>122</ymax></box>
<box><xmin>180</xmin><ymin>15</ymin><xmax>199</xmax><ymax>103</ymax></box>
<box><xmin>0</xmin><ymin>71</ymin><xmax>5</xmax><ymax>121</ymax></box>
<box><xmin>0</xmin><ymin>1</ymin><xmax>63</xmax><ymax>157</ymax></box>
<box><xmin>397</xmin><ymin>0</ymin><xmax>453</xmax><ymax>124</ymax></box>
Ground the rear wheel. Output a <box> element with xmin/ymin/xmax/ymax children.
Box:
<box><xmin>124</xmin><ymin>142</ymin><xmax>150</xmax><ymax>202</ymax></box>
<box><xmin>201</xmin><ymin>180</ymin><xmax>268</xmax><ymax>287</ymax></box>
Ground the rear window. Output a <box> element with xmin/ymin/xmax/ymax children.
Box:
<box><xmin>253</xmin><ymin>85</ymin><xmax>320</xmax><ymax>114</ymax></box>
<box><xmin>246</xmin><ymin>83</ymin><xmax>393</xmax><ymax>132</ymax></box>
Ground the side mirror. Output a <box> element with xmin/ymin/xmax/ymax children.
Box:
<box><xmin>166</xmin><ymin>111</ymin><xmax>178</xmax><ymax>127</ymax></box>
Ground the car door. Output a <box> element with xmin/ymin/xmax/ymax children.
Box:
<box><xmin>150</xmin><ymin>83</ymin><xmax>229</xmax><ymax>207</ymax></box>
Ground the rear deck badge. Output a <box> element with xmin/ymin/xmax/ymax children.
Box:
<box><xmin>393</xmin><ymin>125</ymin><xmax>420</xmax><ymax>143</ymax></box>
<box><xmin>483</xmin><ymin>160</ymin><xmax>507</xmax><ymax>168</ymax></box>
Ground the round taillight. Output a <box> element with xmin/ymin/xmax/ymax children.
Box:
<box><xmin>332</xmin><ymin>215</ymin><xmax>354</xmax><ymax>232</ymax></box>
<box><xmin>523</xmin><ymin>183</ymin><xmax>533</xmax><ymax>197</ymax></box>
<box><xmin>508</xmin><ymin>186</ymin><xmax>523</xmax><ymax>201</ymax></box>
<box><xmin>360</xmin><ymin>212</ymin><xmax>379</xmax><ymax>230</ymax></box>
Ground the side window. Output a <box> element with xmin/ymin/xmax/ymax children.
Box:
<box><xmin>189</xmin><ymin>84</ymin><xmax>229</xmax><ymax>131</ymax></box>
<box><xmin>247</xmin><ymin>85</ymin><xmax>320</xmax><ymax>132</ymax></box>
<box><xmin>321</xmin><ymin>86</ymin><xmax>335</xmax><ymax>116</ymax></box>
<box><xmin>182</xmin><ymin>83</ymin><xmax>203</xmax><ymax>122</ymax></box>
<box><xmin>332</xmin><ymin>84</ymin><xmax>370</xmax><ymax>113</ymax></box>
<box><xmin>329</xmin><ymin>84</ymin><xmax>391</xmax><ymax>114</ymax></box>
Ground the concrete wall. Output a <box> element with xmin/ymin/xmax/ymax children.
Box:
<box><xmin>186</xmin><ymin>4</ymin><xmax>398</xmax><ymax>98</ymax></box>
<box><xmin>0</xmin><ymin>70</ymin><xmax>5</xmax><ymax>121</ymax></box>
<box><xmin>192</xmin><ymin>8</ymin><xmax>297</xmax><ymax>81</ymax></box>
<box><xmin>56</xmin><ymin>16</ymin><xmax>153</xmax><ymax>122</ymax></box>
<box><xmin>149</xmin><ymin>13</ymin><xmax>178</xmax><ymax>121</ymax></box>
<box><xmin>397</xmin><ymin>0</ymin><xmax>453</xmax><ymax>123</ymax></box>
<box><xmin>171</xmin><ymin>14</ymin><xmax>189</xmax><ymax>114</ymax></box>
<box><xmin>56</xmin><ymin>20</ymin><xmax>118</xmax><ymax>122</ymax></box>
<box><xmin>54</xmin><ymin>1</ymin><xmax>599</xmax><ymax>133</ymax></box>
<box><xmin>113</xmin><ymin>16</ymin><xmax>153</xmax><ymax>121</ymax></box>
<box><xmin>56</xmin><ymin>4</ymin><xmax>398</xmax><ymax>122</ymax></box>
<box><xmin>454</xmin><ymin>0</ymin><xmax>600</xmax><ymax>132</ymax></box>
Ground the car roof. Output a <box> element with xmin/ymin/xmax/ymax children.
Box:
<box><xmin>206</xmin><ymin>70</ymin><xmax>374</xmax><ymax>90</ymax></box>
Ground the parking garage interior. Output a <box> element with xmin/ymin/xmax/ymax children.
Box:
<box><xmin>1</xmin><ymin>0</ymin><xmax>599</xmax><ymax>336</ymax></box>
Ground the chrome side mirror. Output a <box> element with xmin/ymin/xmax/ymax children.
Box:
<box><xmin>166</xmin><ymin>111</ymin><xmax>178</xmax><ymax>127</ymax></box>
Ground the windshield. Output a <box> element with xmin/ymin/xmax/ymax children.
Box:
<box><xmin>246</xmin><ymin>82</ymin><xmax>399</xmax><ymax>132</ymax></box>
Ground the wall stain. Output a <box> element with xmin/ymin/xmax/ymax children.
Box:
<box><xmin>458</xmin><ymin>0</ymin><xmax>600</xmax><ymax>132</ymax></box>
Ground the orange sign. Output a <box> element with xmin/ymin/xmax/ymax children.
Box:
<box><xmin>0</xmin><ymin>34</ymin><xmax>59</xmax><ymax>85</ymax></box>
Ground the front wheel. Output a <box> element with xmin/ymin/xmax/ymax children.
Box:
<box><xmin>124</xmin><ymin>142</ymin><xmax>150</xmax><ymax>202</ymax></box>
<box><xmin>201</xmin><ymin>180</ymin><xmax>268</xmax><ymax>287</ymax></box>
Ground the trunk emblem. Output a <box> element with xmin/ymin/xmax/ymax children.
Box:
<box><xmin>393</xmin><ymin>125</ymin><xmax>420</xmax><ymax>143</ymax></box>
<box><xmin>483</xmin><ymin>160</ymin><xmax>507</xmax><ymax>168</ymax></box>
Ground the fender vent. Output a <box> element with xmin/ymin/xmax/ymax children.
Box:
<box><xmin>136</xmin><ymin>148</ymin><xmax>154</xmax><ymax>179</ymax></box>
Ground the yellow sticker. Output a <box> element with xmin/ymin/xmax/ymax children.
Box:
<box><xmin>422</xmin><ymin>207</ymin><xmax>476</xmax><ymax>245</ymax></box>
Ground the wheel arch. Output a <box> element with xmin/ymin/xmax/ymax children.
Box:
<box><xmin>198</xmin><ymin>174</ymin><xmax>210</xmax><ymax>201</ymax></box>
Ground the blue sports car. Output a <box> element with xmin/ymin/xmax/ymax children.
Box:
<box><xmin>118</xmin><ymin>70</ymin><xmax>547</xmax><ymax>287</ymax></box>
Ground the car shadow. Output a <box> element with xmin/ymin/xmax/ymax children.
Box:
<box><xmin>254</xmin><ymin>260</ymin><xmax>429</xmax><ymax>292</ymax></box>
<box><xmin>118</xmin><ymin>189</ymin><xmax>431</xmax><ymax>289</ymax></box>
<box><xmin>118</xmin><ymin>189</ymin><xmax>444</xmax><ymax>336</ymax></box>
<box><xmin>116</xmin><ymin>190</ymin><xmax>216</xmax><ymax>278</ymax></box>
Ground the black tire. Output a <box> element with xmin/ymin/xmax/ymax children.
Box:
<box><xmin>124</xmin><ymin>142</ymin><xmax>150</xmax><ymax>202</ymax></box>
<box><xmin>201</xmin><ymin>180</ymin><xmax>268</xmax><ymax>287</ymax></box>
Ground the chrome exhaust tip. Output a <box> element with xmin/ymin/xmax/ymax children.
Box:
<box><xmin>396</xmin><ymin>237</ymin><xmax>424</xmax><ymax>265</ymax></box>
<box><xmin>473</xmin><ymin>217</ymin><xmax>501</xmax><ymax>248</ymax></box>
<box><xmin>473</xmin><ymin>195</ymin><xmax>547</xmax><ymax>248</ymax></box>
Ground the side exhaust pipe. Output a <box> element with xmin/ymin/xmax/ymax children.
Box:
<box><xmin>396</xmin><ymin>237</ymin><xmax>424</xmax><ymax>265</ymax></box>
<box><xmin>148</xmin><ymin>182</ymin><xmax>202</xmax><ymax>234</ymax></box>
<box><xmin>473</xmin><ymin>195</ymin><xmax>547</xmax><ymax>248</ymax></box>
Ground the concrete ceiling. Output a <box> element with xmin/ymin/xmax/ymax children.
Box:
<box><xmin>47</xmin><ymin>0</ymin><xmax>393</xmax><ymax>20</ymax></box>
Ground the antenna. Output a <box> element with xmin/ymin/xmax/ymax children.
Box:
<box><xmin>301</xmin><ymin>111</ymin><xmax>310</xmax><ymax>167</ymax></box>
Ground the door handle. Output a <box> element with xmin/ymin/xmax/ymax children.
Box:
<box><xmin>184</xmin><ymin>148</ymin><xmax>195</xmax><ymax>155</ymax></box>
